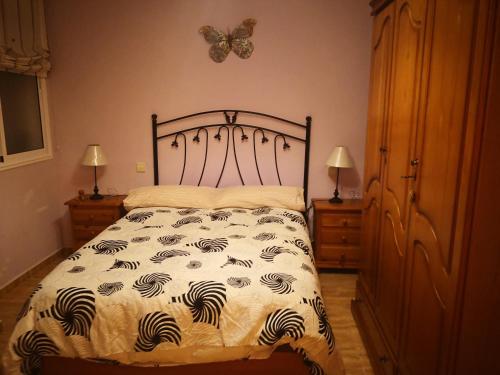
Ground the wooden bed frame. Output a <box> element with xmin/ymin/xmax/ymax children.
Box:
<box><xmin>43</xmin><ymin>345</ymin><xmax>310</xmax><ymax>375</ymax></box>
<box><xmin>40</xmin><ymin>110</ymin><xmax>314</xmax><ymax>374</ymax></box>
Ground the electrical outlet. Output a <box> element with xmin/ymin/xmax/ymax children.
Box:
<box><xmin>136</xmin><ymin>162</ymin><xmax>146</xmax><ymax>173</ymax></box>
<box><xmin>350</xmin><ymin>190</ymin><xmax>361</xmax><ymax>199</ymax></box>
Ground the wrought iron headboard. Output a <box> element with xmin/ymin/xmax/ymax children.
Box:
<box><xmin>152</xmin><ymin>110</ymin><xmax>312</xmax><ymax>203</ymax></box>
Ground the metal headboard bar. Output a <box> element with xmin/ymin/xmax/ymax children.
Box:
<box><xmin>152</xmin><ymin>110</ymin><xmax>312</xmax><ymax>204</ymax></box>
<box><xmin>157</xmin><ymin>123</ymin><xmax>305</xmax><ymax>142</ymax></box>
<box><xmin>156</xmin><ymin>109</ymin><xmax>307</xmax><ymax>128</ymax></box>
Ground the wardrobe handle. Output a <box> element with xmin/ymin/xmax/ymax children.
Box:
<box><xmin>401</xmin><ymin>175</ymin><xmax>416</xmax><ymax>179</ymax></box>
<box><xmin>410</xmin><ymin>158</ymin><xmax>420</xmax><ymax>166</ymax></box>
<box><xmin>379</xmin><ymin>356</ymin><xmax>389</xmax><ymax>363</ymax></box>
<box><xmin>410</xmin><ymin>191</ymin><xmax>417</xmax><ymax>203</ymax></box>
<box><xmin>379</xmin><ymin>146</ymin><xmax>388</xmax><ymax>153</ymax></box>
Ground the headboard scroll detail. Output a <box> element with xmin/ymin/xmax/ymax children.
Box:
<box><xmin>152</xmin><ymin>110</ymin><xmax>312</xmax><ymax>203</ymax></box>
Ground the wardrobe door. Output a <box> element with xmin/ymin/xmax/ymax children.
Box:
<box><xmin>399</xmin><ymin>0</ymin><xmax>480</xmax><ymax>374</ymax></box>
<box><xmin>454</xmin><ymin>4</ymin><xmax>500</xmax><ymax>372</ymax></box>
<box><xmin>359</xmin><ymin>2</ymin><xmax>394</xmax><ymax>303</ymax></box>
<box><xmin>375</xmin><ymin>0</ymin><xmax>427</xmax><ymax>354</ymax></box>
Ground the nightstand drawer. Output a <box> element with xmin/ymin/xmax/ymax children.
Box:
<box><xmin>319</xmin><ymin>227</ymin><xmax>361</xmax><ymax>245</ymax></box>
<box><xmin>316</xmin><ymin>245</ymin><xmax>360</xmax><ymax>266</ymax></box>
<box><xmin>74</xmin><ymin>240</ymin><xmax>89</xmax><ymax>250</ymax></box>
<box><xmin>73</xmin><ymin>225</ymin><xmax>108</xmax><ymax>240</ymax></box>
<box><xmin>321</xmin><ymin>213</ymin><xmax>361</xmax><ymax>228</ymax></box>
<box><xmin>71</xmin><ymin>208</ymin><xmax>119</xmax><ymax>225</ymax></box>
<box><xmin>66</xmin><ymin>195</ymin><xmax>126</xmax><ymax>251</ymax></box>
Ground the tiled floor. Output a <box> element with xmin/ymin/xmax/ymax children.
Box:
<box><xmin>0</xmin><ymin>256</ymin><xmax>373</xmax><ymax>374</ymax></box>
<box><xmin>319</xmin><ymin>272</ymin><xmax>373</xmax><ymax>374</ymax></box>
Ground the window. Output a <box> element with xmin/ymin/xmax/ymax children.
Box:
<box><xmin>0</xmin><ymin>71</ymin><xmax>52</xmax><ymax>171</ymax></box>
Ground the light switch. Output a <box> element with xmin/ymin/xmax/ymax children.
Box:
<box><xmin>136</xmin><ymin>162</ymin><xmax>146</xmax><ymax>173</ymax></box>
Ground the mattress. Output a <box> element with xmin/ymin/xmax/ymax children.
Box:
<box><xmin>3</xmin><ymin>206</ymin><xmax>341</xmax><ymax>374</ymax></box>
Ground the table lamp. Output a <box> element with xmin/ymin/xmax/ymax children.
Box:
<box><xmin>82</xmin><ymin>144</ymin><xmax>107</xmax><ymax>200</ymax></box>
<box><xmin>326</xmin><ymin>146</ymin><xmax>354</xmax><ymax>204</ymax></box>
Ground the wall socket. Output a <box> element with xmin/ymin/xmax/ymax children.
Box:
<box><xmin>350</xmin><ymin>190</ymin><xmax>361</xmax><ymax>199</ymax></box>
<box><xmin>136</xmin><ymin>162</ymin><xmax>146</xmax><ymax>173</ymax></box>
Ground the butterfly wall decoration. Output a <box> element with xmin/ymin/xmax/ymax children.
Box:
<box><xmin>199</xmin><ymin>18</ymin><xmax>257</xmax><ymax>63</ymax></box>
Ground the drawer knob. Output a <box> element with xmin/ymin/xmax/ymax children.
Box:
<box><xmin>342</xmin><ymin>236</ymin><xmax>348</xmax><ymax>243</ymax></box>
<box><xmin>343</xmin><ymin>219</ymin><xmax>348</xmax><ymax>226</ymax></box>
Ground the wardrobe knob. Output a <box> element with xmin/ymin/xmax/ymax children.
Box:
<box><xmin>410</xmin><ymin>159</ymin><xmax>420</xmax><ymax>166</ymax></box>
<box><xmin>410</xmin><ymin>191</ymin><xmax>417</xmax><ymax>202</ymax></box>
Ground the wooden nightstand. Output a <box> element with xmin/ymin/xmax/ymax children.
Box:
<box><xmin>312</xmin><ymin>199</ymin><xmax>362</xmax><ymax>269</ymax></box>
<box><xmin>65</xmin><ymin>195</ymin><xmax>127</xmax><ymax>250</ymax></box>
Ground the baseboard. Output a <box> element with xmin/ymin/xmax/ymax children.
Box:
<box><xmin>0</xmin><ymin>247</ymin><xmax>72</xmax><ymax>296</ymax></box>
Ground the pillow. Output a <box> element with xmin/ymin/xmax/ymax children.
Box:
<box><xmin>124</xmin><ymin>185</ymin><xmax>217</xmax><ymax>211</ymax></box>
<box><xmin>215</xmin><ymin>186</ymin><xmax>305</xmax><ymax>211</ymax></box>
<box><xmin>124</xmin><ymin>185</ymin><xmax>305</xmax><ymax>212</ymax></box>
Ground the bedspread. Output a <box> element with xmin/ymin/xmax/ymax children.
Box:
<box><xmin>3</xmin><ymin>206</ymin><xmax>342</xmax><ymax>374</ymax></box>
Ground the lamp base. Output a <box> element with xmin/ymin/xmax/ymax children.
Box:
<box><xmin>329</xmin><ymin>185</ymin><xmax>343</xmax><ymax>204</ymax></box>
<box><xmin>90</xmin><ymin>193</ymin><xmax>104</xmax><ymax>200</ymax></box>
<box><xmin>329</xmin><ymin>196</ymin><xmax>343</xmax><ymax>204</ymax></box>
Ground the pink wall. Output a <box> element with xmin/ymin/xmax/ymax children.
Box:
<box><xmin>46</xmin><ymin>0</ymin><xmax>371</xmax><ymax>248</ymax></box>
<box><xmin>1</xmin><ymin>0</ymin><xmax>371</xmax><ymax>286</ymax></box>
<box><xmin>0</xmin><ymin>159</ymin><xmax>63</xmax><ymax>287</ymax></box>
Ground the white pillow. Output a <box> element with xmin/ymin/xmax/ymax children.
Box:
<box><xmin>124</xmin><ymin>185</ymin><xmax>217</xmax><ymax>211</ymax></box>
<box><xmin>215</xmin><ymin>186</ymin><xmax>305</xmax><ymax>211</ymax></box>
<box><xmin>124</xmin><ymin>185</ymin><xmax>305</xmax><ymax>211</ymax></box>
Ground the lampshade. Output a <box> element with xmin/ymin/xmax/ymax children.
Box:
<box><xmin>81</xmin><ymin>144</ymin><xmax>107</xmax><ymax>166</ymax></box>
<box><xmin>326</xmin><ymin>146</ymin><xmax>354</xmax><ymax>168</ymax></box>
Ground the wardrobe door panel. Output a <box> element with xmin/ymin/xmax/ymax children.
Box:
<box><xmin>455</xmin><ymin>4</ymin><xmax>500</xmax><ymax>373</ymax></box>
<box><xmin>400</xmin><ymin>0</ymin><xmax>478</xmax><ymax>374</ymax></box>
<box><xmin>376</xmin><ymin>213</ymin><xmax>404</xmax><ymax>341</ymax></box>
<box><xmin>360</xmin><ymin>2</ymin><xmax>394</xmax><ymax>302</ymax></box>
<box><xmin>376</xmin><ymin>0</ymin><xmax>427</xmax><ymax>353</ymax></box>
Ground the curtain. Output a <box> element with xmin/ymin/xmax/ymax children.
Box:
<box><xmin>0</xmin><ymin>0</ymin><xmax>50</xmax><ymax>77</ymax></box>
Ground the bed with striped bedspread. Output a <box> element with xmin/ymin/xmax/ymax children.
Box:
<box><xmin>3</xmin><ymin>206</ymin><xmax>342</xmax><ymax>375</ymax></box>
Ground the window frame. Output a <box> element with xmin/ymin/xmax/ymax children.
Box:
<box><xmin>0</xmin><ymin>77</ymin><xmax>53</xmax><ymax>171</ymax></box>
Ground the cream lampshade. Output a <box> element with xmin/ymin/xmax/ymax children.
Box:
<box><xmin>82</xmin><ymin>144</ymin><xmax>107</xmax><ymax>200</ymax></box>
<box><xmin>326</xmin><ymin>146</ymin><xmax>354</xmax><ymax>203</ymax></box>
<box><xmin>82</xmin><ymin>144</ymin><xmax>107</xmax><ymax>166</ymax></box>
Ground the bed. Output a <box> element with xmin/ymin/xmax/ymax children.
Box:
<box><xmin>3</xmin><ymin>110</ymin><xmax>344</xmax><ymax>375</ymax></box>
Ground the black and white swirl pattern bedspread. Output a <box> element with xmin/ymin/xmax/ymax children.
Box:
<box><xmin>5</xmin><ymin>207</ymin><xmax>339</xmax><ymax>375</ymax></box>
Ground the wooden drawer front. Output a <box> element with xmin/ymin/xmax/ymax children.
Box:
<box><xmin>73</xmin><ymin>225</ymin><xmax>108</xmax><ymax>240</ymax></box>
<box><xmin>71</xmin><ymin>208</ymin><xmax>118</xmax><ymax>226</ymax></box>
<box><xmin>320</xmin><ymin>213</ymin><xmax>361</xmax><ymax>228</ymax></box>
<box><xmin>317</xmin><ymin>245</ymin><xmax>360</xmax><ymax>263</ymax></box>
<box><xmin>74</xmin><ymin>240</ymin><xmax>89</xmax><ymax>250</ymax></box>
<box><xmin>320</xmin><ymin>227</ymin><xmax>361</xmax><ymax>245</ymax></box>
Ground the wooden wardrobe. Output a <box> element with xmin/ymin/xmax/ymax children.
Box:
<box><xmin>352</xmin><ymin>0</ymin><xmax>500</xmax><ymax>374</ymax></box>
